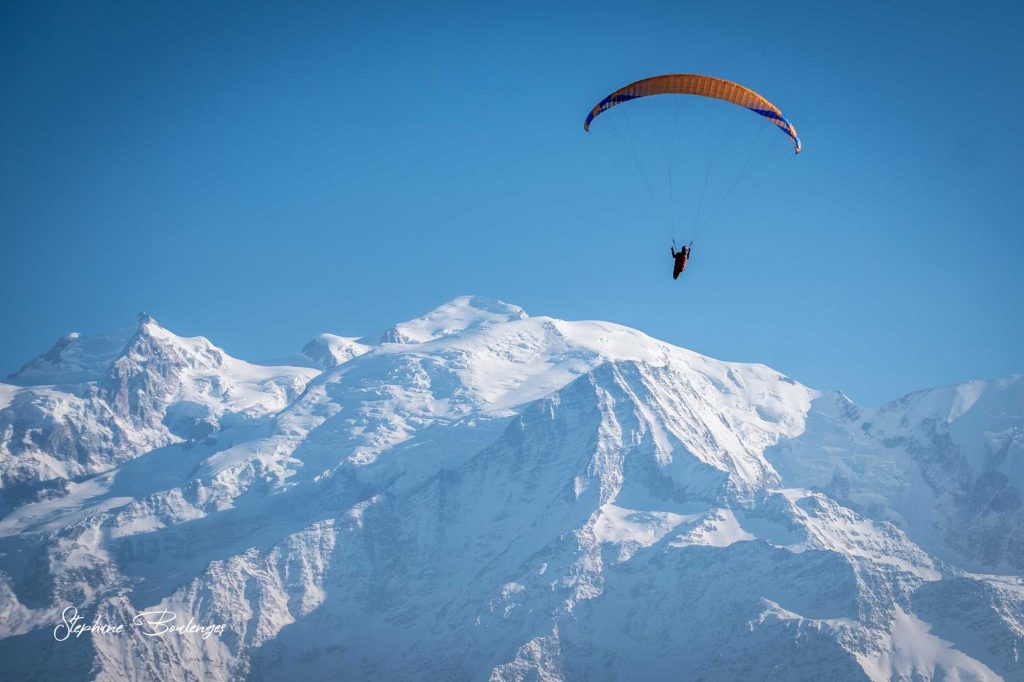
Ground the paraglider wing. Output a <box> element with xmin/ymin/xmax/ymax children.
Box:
<box><xmin>584</xmin><ymin>74</ymin><xmax>801</xmax><ymax>153</ymax></box>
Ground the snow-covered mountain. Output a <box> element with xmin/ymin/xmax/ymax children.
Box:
<box><xmin>300</xmin><ymin>334</ymin><xmax>371</xmax><ymax>369</ymax></box>
<box><xmin>0</xmin><ymin>296</ymin><xmax>1020</xmax><ymax>681</ymax></box>
<box><xmin>0</xmin><ymin>314</ymin><xmax>317</xmax><ymax>513</ymax></box>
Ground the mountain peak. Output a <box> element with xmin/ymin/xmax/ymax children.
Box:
<box><xmin>302</xmin><ymin>334</ymin><xmax>372</xmax><ymax>369</ymax></box>
<box><xmin>136</xmin><ymin>311</ymin><xmax>157</xmax><ymax>328</ymax></box>
<box><xmin>6</xmin><ymin>325</ymin><xmax>134</xmax><ymax>386</ymax></box>
<box><xmin>377</xmin><ymin>295</ymin><xmax>528</xmax><ymax>344</ymax></box>
<box><xmin>5</xmin><ymin>313</ymin><xmax>249</xmax><ymax>389</ymax></box>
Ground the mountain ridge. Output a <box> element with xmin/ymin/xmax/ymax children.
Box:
<box><xmin>0</xmin><ymin>296</ymin><xmax>1020</xmax><ymax>681</ymax></box>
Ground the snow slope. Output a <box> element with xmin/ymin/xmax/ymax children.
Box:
<box><xmin>768</xmin><ymin>376</ymin><xmax>1024</xmax><ymax>572</ymax></box>
<box><xmin>0</xmin><ymin>297</ymin><xmax>1020</xmax><ymax>681</ymax></box>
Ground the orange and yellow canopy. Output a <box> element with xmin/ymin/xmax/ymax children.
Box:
<box><xmin>584</xmin><ymin>74</ymin><xmax>801</xmax><ymax>154</ymax></box>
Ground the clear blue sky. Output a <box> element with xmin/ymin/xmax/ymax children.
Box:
<box><xmin>2</xmin><ymin>0</ymin><xmax>1022</xmax><ymax>405</ymax></box>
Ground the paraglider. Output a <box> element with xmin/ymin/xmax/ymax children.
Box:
<box><xmin>584</xmin><ymin>74</ymin><xmax>800</xmax><ymax>280</ymax></box>
<box><xmin>671</xmin><ymin>241</ymin><xmax>691</xmax><ymax>280</ymax></box>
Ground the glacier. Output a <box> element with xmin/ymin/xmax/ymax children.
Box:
<box><xmin>0</xmin><ymin>295</ymin><xmax>1020</xmax><ymax>681</ymax></box>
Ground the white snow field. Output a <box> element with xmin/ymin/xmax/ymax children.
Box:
<box><xmin>0</xmin><ymin>295</ymin><xmax>1020</xmax><ymax>681</ymax></box>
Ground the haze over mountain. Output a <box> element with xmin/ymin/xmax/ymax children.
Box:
<box><xmin>0</xmin><ymin>296</ymin><xmax>1020</xmax><ymax>681</ymax></box>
